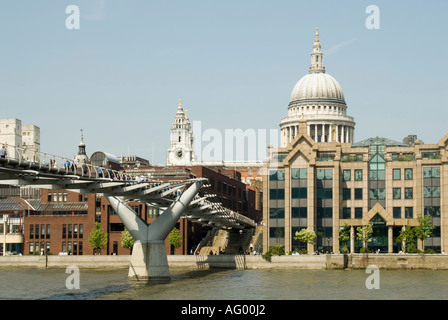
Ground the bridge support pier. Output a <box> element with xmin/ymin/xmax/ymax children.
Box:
<box><xmin>128</xmin><ymin>240</ymin><xmax>169</xmax><ymax>282</ymax></box>
<box><xmin>106</xmin><ymin>180</ymin><xmax>204</xmax><ymax>282</ymax></box>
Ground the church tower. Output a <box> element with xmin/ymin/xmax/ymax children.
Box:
<box><xmin>75</xmin><ymin>129</ymin><xmax>89</xmax><ymax>165</ymax></box>
<box><xmin>167</xmin><ymin>99</ymin><xmax>195</xmax><ymax>166</ymax></box>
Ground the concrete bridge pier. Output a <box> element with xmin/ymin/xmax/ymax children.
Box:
<box><xmin>128</xmin><ymin>240</ymin><xmax>169</xmax><ymax>281</ymax></box>
<box><xmin>106</xmin><ymin>180</ymin><xmax>204</xmax><ymax>282</ymax></box>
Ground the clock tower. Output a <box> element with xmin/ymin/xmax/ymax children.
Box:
<box><xmin>167</xmin><ymin>99</ymin><xmax>195</xmax><ymax>166</ymax></box>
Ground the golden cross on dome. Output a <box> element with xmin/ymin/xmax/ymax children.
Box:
<box><xmin>315</xmin><ymin>26</ymin><xmax>319</xmax><ymax>42</ymax></box>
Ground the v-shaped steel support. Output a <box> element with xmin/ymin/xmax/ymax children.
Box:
<box><xmin>105</xmin><ymin>180</ymin><xmax>204</xmax><ymax>281</ymax></box>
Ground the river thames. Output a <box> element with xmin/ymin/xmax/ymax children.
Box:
<box><xmin>0</xmin><ymin>267</ymin><xmax>447</xmax><ymax>300</ymax></box>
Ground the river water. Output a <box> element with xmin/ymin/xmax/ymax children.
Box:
<box><xmin>0</xmin><ymin>267</ymin><xmax>447</xmax><ymax>300</ymax></box>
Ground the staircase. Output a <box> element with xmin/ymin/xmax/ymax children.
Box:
<box><xmin>199</xmin><ymin>225</ymin><xmax>263</xmax><ymax>255</ymax></box>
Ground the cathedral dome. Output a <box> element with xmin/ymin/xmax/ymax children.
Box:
<box><xmin>289</xmin><ymin>72</ymin><xmax>345</xmax><ymax>104</ymax></box>
<box><xmin>279</xmin><ymin>27</ymin><xmax>355</xmax><ymax>147</ymax></box>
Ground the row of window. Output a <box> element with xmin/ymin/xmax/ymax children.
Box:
<box><xmin>29</xmin><ymin>224</ymin><xmax>50</xmax><ymax>239</ymax></box>
<box><xmin>47</xmin><ymin>192</ymin><xmax>88</xmax><ymax>202</ymax></box>
<box><xmin>271</xmin><ymin>206</ymin><xmax>421</xmax><ymax>220</ymax></box>
<box><xmin>29</xmin><ymin>224</ymin><xmax>85</xmax><ymax>239</ymax></box>
<box><xmin>62</xmin><ymin>224</ymin><xmax>83</xmax><ymax>239</ymax></box>
<box><xmin>29</xmin><ymin>241</ymin><xmax>84</xmax><ymax>255</ymax></box>
<box><xmin>392</xmin><ymin>168</ymin><xmax>414</xmax><ymax>180</ymax></box>
<box><xmin>271</xmin><ymin>167</ymin><xmax>440</xmax><ymax>183</ymax></box>
<box><xmin>271</xmin><ymin>186</ymin><xmax>441</xmax><ymax>201</ymax></box>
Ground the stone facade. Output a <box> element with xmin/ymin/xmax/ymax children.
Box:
<box><xmin>263</xmin><ymin>126</ymin><xmax>448</xmax><ymax>254</ymax></box>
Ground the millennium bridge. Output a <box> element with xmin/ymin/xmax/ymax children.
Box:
<box><xmin>0</xmin><ymin>143</ymin><xmax>255</xmax><ymax>281</ymax></box>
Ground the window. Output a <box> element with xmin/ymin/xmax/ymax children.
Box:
<box><xmin>424</xmin><ymin>206</ymin><xmax>440</xmax><ymax>217</ymax></box>
<box><xmin>393</xmin><ymin>169</ymin><xmax>401</xmax><ymax>180</ymax></box>
<box><xmin>269</xmin><ymin>208</ymin><xmax>285</xmax><ymax>219</ymax></box>
<box><xmin>354</xmin><ymin>188</ymin><xmax>363</xmax><ymax>200</ymax></box>
<box><xmin>404</xmin><ymin>188</ymin><xmax>413</xmax><ymax>199</ymax></box>
<box><xmin>343</xmin><ymin>170</ymin><xmax>351</xmax><ymax>181</ymax></box>
<box><xmin>46</xmin><ymin>225</ymin><xmax>50</xmax><ymax>239</ymax></box>
<box><xmin>79</xmin><ymin>224</ymin><xmax>83</xmax><ymax>239</ymax></box>
<box><xmin>292</xmin><ymin>207</ymin><xmax>307</xmax><ymax>218</ymax></box>
<box><xmin>269</xmin><ymin>227</ymin><xmax>285</xmax><ymax>239</ymax></box>
<box><xmin>342</xmin><ymin>208</ymin><xmax>351</xmax><ymax>219</ymax></box>
<box><xmin>355</xmin><ymin>207</ymin><xmax>363</xmax><ymax>219</ymax></box>
<box><xmin>317</xmin><ymin>188</ymin><xmax>332</xmax><ymax>199</ymax></box>
<box><xmin>369</xmin><ymin>153</ymin><xmax>386</xmax><ymax>181</ymax></box>
<box><xmin>292</xmin><ymin>188</ymin><xmax>307</xmax><ymax>199</ymax></box>
<box><xmin>354</xmin><ymin>169</ymin><xmax>363</xmax><ymax>181</ymax></box>
<box><xmin>68</xmin><ymin>224</ymin><xmax>72</xmax><ymax>239</ymax></box>
<box><xmin>423</xmin><ymin>167</ymin><xmax>440</xmax><ymax>178</ymax></box>
<box><xmin>317</xmin><ymin>207</ymin><xmax>332</xmax><ymax>218</ymax></box>
<box><xmin>369</xmin><ymin>189</ymin><xmax>385</xmax><ymax>200</ymax></box>
<box><xmin>343</xmin><ymin>188</ymin><xmax>351</xmax><ymax>200</ymax></box>
<box><xmin>424</xmin><ymin>186</ymin><xmax>440</xmax><ymax>198</ymax></box>
<box><xmin>405</xmin><ymin>207</ymin><xmax>413</xmax><ymax>218</ymax></box>
<box><xmin>62</xmin><ymin>224</ymin><xmax>67</xmax><ymax>239</ymax></box>
<box><xmin>269</xmin><ymin>170</ymin><xmax>285</xmax><ymax>181</ymax></box>
<box><xmin>316</xmin><ymin>169</ymin><xmax>333</xmax><ymax>180</ymax></box>
<box><xmin>291</xmin><ymin>168</ymin><xmax>307</xmax><ymax>180</ymax></box>
<box><xmin>41</xmin><ymin>224</ymin><xmax>45</xmax><ymax>239</ymax></box>
<box><xmin>393</xmin><ymin>188</ymin><xmax>401</xmax><ymax>199</ymax></box>
<box><xmin>404</xmin><ymin>169</ymin><xmax>413</xmax><ymax>180</ymax></box>
<box><xmin>47</xmin><ymin>193</ymin><xmax>52</xmax><ymax>202</ymax></box>
<box><xmin>269</xmin><ymin>188</ymin><xmax>285</xmax><ymax>200</ymax></box>
<box><xmin>29</xmin><ymin>224</ymin><xmax>34</xmax><ymax>239</ymax></box>
<box><xmin>393</xmin><ymin>207</ymin><xmax>401</xmax><ymax>218</ymax></box>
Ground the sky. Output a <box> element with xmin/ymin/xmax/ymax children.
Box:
<box><xmin>0</xmin><ymin>1</ymin><xmax>447</xmax><ymax>165</ymax></box>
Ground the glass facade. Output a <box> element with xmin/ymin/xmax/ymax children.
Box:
<box><xmin>266</xmin><ymin>137</ymin><xmax>445</xmax><ymax>254</ymax></box>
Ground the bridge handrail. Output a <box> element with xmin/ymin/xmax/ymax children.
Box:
<box><xmin>0</xmin><ymin>143</ymin><xmax>256</xmax><ymax>228</ymax></box>
<box><xmin>0</xmin><ymin>142</ymin><xmax>154</xmax><ymax>183</ymax></box>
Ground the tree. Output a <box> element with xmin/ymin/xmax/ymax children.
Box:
<box><xmin>121</xmin><ymin>227</ymin><xmax>135</xmax><ymax>253</ymax></box>
<box><xmin>413</xmin><ymin>215</ymin><xmax>435</xmax><ymax>244</ymax></box>
<box><xmin>396</xmin><ymin>226</ymin><xmax>416</xmax><ymax>253</ymax></box>
<box><xmin>262</xmin><ymin>244</ymin><xmax>285</xmax><ymax>262</ymax></box>
<box><xmin>356</xmin><ymin>223</ymin><xmax>373</xmax><ymax>252</ymax></box>
<box><xmin>294</xmin><ymin>228</ymin><xmax>317</xmax><ymax>246</ymax></box>
<box><xmin>169</xmin><ymin>227</ymin><xmax>182</xmax><ymax>250</ymax></box>
<box><xmin>88</xmin><ymin>222</ymin><xmax>108</xmax><ymax>254</ymax></box>
<box><xmin>338</xmin><ymin>223</ymin><xmax>351</xmax><ymax>253</ymax></box>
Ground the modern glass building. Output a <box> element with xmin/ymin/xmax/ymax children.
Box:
<box><xmin>262</xmin><ymin>29</ymin><xmax>448</xmax><ymax>254</ymax></box>
<box><xmin>263</xmin><ymin>131</ymin><xmax>447</xmax><ymax>253</ymax></box>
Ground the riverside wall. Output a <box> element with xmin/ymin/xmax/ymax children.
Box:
<box><xmin>1</xmin><ymin>254</ymin><xmax>448</xmax><ymax>270</ymax></box>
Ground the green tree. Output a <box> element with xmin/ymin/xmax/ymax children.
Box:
<box><xmin>169</xmin><ymin>227</ymin><xmax>182</xmax><ymax>249</ymax></box>
<box><xmin>338</xmin><ymin>223</ymin><xmax>351</xmax><ymax>253</ymax></box>
<box><xmin>262</xmin><ymin>244</ymin><xmax>285</xmax><ymax>262</ymax></box>
<box><xmin>396</xmin><ymin>226</ymin><xmax>416</xmax><ymax>253</ymax></box>
<box><xmin>294</xmin><ymin>228</ymin><xmax>317</xmax><ymax>246</ymax></box>
<box><xmin>88</xmin><ymin>222</ymin><xmax>108</xmax><ymax>254</ymax></box>
<box><xmin>121</xmin><ymin>227</ymin><xmax>135</xmax><ymax>253</ymax></box>
<box><xmin>413</xmin><ymin>215</ymin><xmax>435</xmax><ymax>244</ymax></box>
<box><xmin>356</xmin><ymin>223</ymin><xmax>373</xmax><ymax>252</ymax></box>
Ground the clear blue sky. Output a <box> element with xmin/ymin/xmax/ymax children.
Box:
<box><xmin>0</xmin><ymin>1</ymin><xmax>447</xmax><ymax>165</ymax></box>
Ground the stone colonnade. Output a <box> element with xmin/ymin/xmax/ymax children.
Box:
<box><xmin>281</xmin><ymin>122</ymin><xmax>354</xmax><ymax>145</ymax></box>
